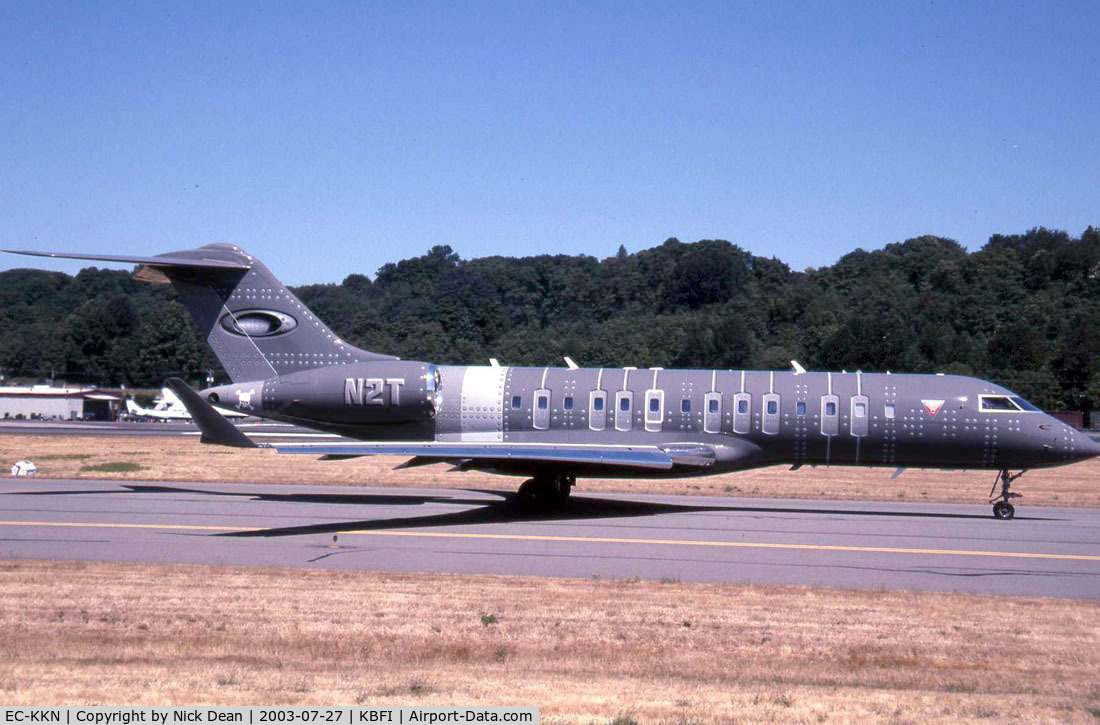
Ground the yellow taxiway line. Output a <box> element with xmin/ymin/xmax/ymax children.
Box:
<box><xmin>1</xmin><ymin>519</ymin><xmax>1098</xmax><ymax>562</ymax></box>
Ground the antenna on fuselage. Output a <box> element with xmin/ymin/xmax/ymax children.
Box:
<box><xmin>564</xmin><ymin>356</ymin><xmax>579</xmax><ymax>370</ymax></box>
<box><xmin>791</xmin><ymin>360</ymin><xmax>807</xmax><ymax>375</ymax></box>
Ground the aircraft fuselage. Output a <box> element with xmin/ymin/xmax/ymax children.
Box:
<box><xmin>203</xmin><ymin>363</ymin><xmax>1093</xmax><ymax>477</ymax></box>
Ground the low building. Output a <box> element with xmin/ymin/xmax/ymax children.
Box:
<box><xmin>1047</xmin><ymin>411</ymin><xmax>1084</xmax><ymax>430</ymax></box>
<box><xmin>0</xmin><ymin>385</ymin><xmax>121</xmax><ymax>421</ymax></box>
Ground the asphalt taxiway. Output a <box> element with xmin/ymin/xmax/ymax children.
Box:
<box><xmin>2</xmin><ymin>478</ymin><xmax>1098</xmax><ymax>599</ymax></box>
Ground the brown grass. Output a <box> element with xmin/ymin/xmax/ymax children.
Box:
<box><xmin>0</xmin><ymin>560</ymin><xmax>1097</xmax><ymax>721</ymax></box>
<box><xmin>3</xmin><ymin>434</ymin><xmax>1099</xmax><ymax>509</ymax></box>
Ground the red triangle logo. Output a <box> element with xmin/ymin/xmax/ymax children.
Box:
<box><xmin>922</xmin><ymin>399</ymin><xmax>945</xmax><ymax>418</ymax></box>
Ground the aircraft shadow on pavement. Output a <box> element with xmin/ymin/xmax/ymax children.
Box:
<box><xmin>11</xmin><ymin>483</ymin><xmax>1062</xmax><ymax>537</ymax></box>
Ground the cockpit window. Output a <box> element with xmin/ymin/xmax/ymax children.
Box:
<box><xmin>979</xmin><ymin>395</ymin><xmax>1021</xmax><ymax>412</ymax></box>
<box><xmin>1010</xmin><ymin>396</ymin><xmax>1041</xmax><ymax>412</ymax></box>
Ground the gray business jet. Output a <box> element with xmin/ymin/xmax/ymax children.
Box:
<box><xmin>7</xmin><ymin>244</ymin><xmax>1097</xmax><ymax>519</ymax></box>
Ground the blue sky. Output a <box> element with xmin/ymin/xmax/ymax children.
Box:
<box><xmin>1</xmin><ymin>1</ymin><xmax>1097</xmax><ymax>284</ymax></box>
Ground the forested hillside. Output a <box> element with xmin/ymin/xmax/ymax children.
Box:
<box><xmin>2</xmin><ymin>227</ymin><xmax>1098</xmax><ymax>412</ymax></box>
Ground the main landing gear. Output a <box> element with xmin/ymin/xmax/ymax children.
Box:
<box><xmin>989</xmin><ymin>469</ymin><xmax>1025</xmax><ymax>520</ymax></box>
<box><xmin>517</xmin><ymin>473</ymin><xmax>575</xmax><ymax>510</ymax></box>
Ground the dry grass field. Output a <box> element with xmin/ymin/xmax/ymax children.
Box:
<box><xmin>4</xmin><ymin>434</ymin><xmax>1098</xmax><ymax>719</ymax></box>
<box><xmin>2</xmin><ymin>434</ymin><xmax>1098</xmax><ymax>508</ymax></box>
<box><xmin>1</xmin><ymin>559</ymin><xmax>1098</xmax><ymax>722</ymax></box>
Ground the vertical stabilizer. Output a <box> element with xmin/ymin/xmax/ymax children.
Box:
<box><xmin>155</xmin><ymin>244</ymin><xmax>396</xmax><ymax>382</ymax></box>
<box><xmin>4</xmin><ymin>243</ymin><xmax>396</xmax><ymax>382</ymax></box>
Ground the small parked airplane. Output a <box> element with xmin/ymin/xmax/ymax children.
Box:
<box><xmin>124</xmin><ymin>386</ymin><xmax>247</xmax><ymax>421</ymax></box>
<box><xmin>7</xmin><ymin>244</ymin><xmax>1097</xmax><ymax>518</ymax></box>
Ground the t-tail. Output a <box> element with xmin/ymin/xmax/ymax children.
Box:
<box><xmin>4</xmin><ymin>244</ymin><xmax>396</xmax><ymax>382</ymax></box>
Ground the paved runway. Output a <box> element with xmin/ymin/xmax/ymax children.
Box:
<box><xmin>2</xmin><ymin>478</ymin><xmax>1098</xmax><ymax>599</ymax></box>
<box><xmin>0</xmin><ymin>419</ymin><xmax>332</xmax><ymax>441</ymax></box>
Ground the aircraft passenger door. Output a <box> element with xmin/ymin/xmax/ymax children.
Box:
<box><xmin>703</xmin><ymin>392</ymin><xmax>721</xmax><ymax>433</ymax></box>
<box><xmin>615</xmin><ymin>391</ymin><xmax>634</xmax><ymax>431</ymax></box>
<box><xmin>733</xmin><ymin>393</ymin><xmax>751</xmax><ymax>434</ymax></box>
<box><xmin>533</xmin><ymin>388</ymin><xmax>550</xmax><ymax>430</ymax></box>
<box><xmin>762</xmin><ymin>393</ymin><xmax>781</xmax><ymax>435</ymax></box>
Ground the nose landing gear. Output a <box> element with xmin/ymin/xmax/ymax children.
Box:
<box><xmin>517</xmin><ymin>473</ymin><xmax>575</xmax><ymax>510</ymax></box>
<box><xmin>989</xmin><ymin>469</ymin><xmax>1025</xmax><ymax>520</ymax></box>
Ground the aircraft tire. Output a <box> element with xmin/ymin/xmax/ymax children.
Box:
<box><xmin>992</xmin><ymin>501</ymin><xmax>1015</xmax><ymax>520</ymax></box>
<box><xmin>547</xmin><ymin>476</ymin><xmax>571</xmax><ymax>507</ymax></box>
<box><xmin>517</xmin><ymin>478</ymin><xmax>543</xmax><ymax>510</ymax></box>
<box><xmin>517</xmin><ymin>476</ymin><xmax>571</xmax><ymax>510</ymax></box>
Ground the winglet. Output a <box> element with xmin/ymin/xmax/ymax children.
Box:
<box><xmin>165</xmin><ymin>378</ymin><xmax>257</xmax><ymax>448</ymax></box>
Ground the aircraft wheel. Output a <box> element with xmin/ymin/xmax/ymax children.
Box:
<box><xmin>547</xmin><ymin>476</ymin><xmax>571</xmax><ymax>507</ymax></box>
<box><xmin>993</xmin><ymin>501</ymin><xmax>1015</xmax><ymax>520</ymax></box>
<box><xmin>517</xmin><ymin>476</ymin><xmax>572</xmax><ymax>510</ymax></box>
<box><xmin>517</xmin><ymin>478</ymin><xmax>543</xmax><ymax>510</ymax></box>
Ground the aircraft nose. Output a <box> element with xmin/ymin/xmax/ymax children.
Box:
<box><xmin>1060</xmin><ymin>429</ymin><xmax>1100</xmax><ymax>463</ymax></box>
<box><xmin>1078</xmin><ymin>433</ymin><xmax>1100</xmax><ymax>460</ymax></box>
<box><xmin>1031</xmin><ymin>419</ymin><xmax>1100</xmax><ymax>465</ymax></box>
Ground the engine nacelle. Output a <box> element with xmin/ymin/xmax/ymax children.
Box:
<box><xmin>203</xmin><ymin>360</ymin><xmax>440</xmax><ymax>426</ymax></box>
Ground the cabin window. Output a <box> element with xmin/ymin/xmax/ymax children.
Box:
<box><xmin>615</xmin><ymin>391</ymin><xmax>634</xmax><ymax>431</ymax></box>
<box><xmin>980</xmin><ymin>395</ymin><xmax>1021</xmax><ymax>412</ymax></box>
<box><xmin>703</xmin><ymin>392</ymin><xmax>722</xmax><ymax>434</ymax></box>
<box><xmin>796</xmin><ymin>402</ymin><xmax>807</xmax><ymax>416</ymax></box>
<box><xmin>732</xmin><ymin>393</ymin><xmax>751</xmax><ymax>435</ymax></box>
<box><xmin>644</xmin><ymin>390</ymin><xmax>664</xmax><ymax>431</ymax></box>
<box><xmin>564</xmin><ymin>396</ymin><xmax>574</xmax><ymax>410</ymax></box>
<box><xmin>589</xmin><ymin>390</ymin><xmax>608</xmax><ymax>432</ymax></box>
<box><xmin>1010</xmin><ymin>396</ymin><xmax>1040</xmax><ymax>412</ymax></box>
<box><xmin>537</xmin><ymin>395</ymin><xmax>548</xmax><ymax>410</ymax></box>
<box><xmin>885</xmin><ymin>403</ymin><xmax>895</xmax><ymax>419</ymax></box>
<box><xmin>511</xmin><ymin>396</ymin><xmax>522</xmax><ymax>409</ymax></box>
<box><xmin>850</xmin><ymin>395</ymin><xmax>870</xmax><ymax>437</ymax></box>
<box><xmin>820</xmin><ymin>394</ymin><xmax>840</xmax><ymax>436</ymax></box>
<box><xmin>762</xmin><ymin>393</ymin><xmax>781</xmax><ymax>435</ymax></box>
<box><xmin>681</xmin><ymin>399</ymin><xmax>691</xmax><ymax>413</ymax></box>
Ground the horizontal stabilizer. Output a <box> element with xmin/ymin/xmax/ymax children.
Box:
<box><xmin>165</xmin><ymin>378</ymin><xmax>257</xmax><ymax>448</ymax></box>
<box><xmin>274</xmin><ymin>442</ymin><xmax>709</xmax><ymax>471</ymax></box>
<box><xmin>3</xmin><ymin>249</ymin><xmax>251</xmax><ymax>271</ymax></box>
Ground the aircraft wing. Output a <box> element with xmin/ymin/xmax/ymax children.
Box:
<box><xmin>272</xmin><ymin>441</ymin><xmax>719</xmax><ymax>471</ymax></box>
<box><xmin>165</xmin><ymin>378</ymin><xmax>257</xmax><ymax>448</ymax></box>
